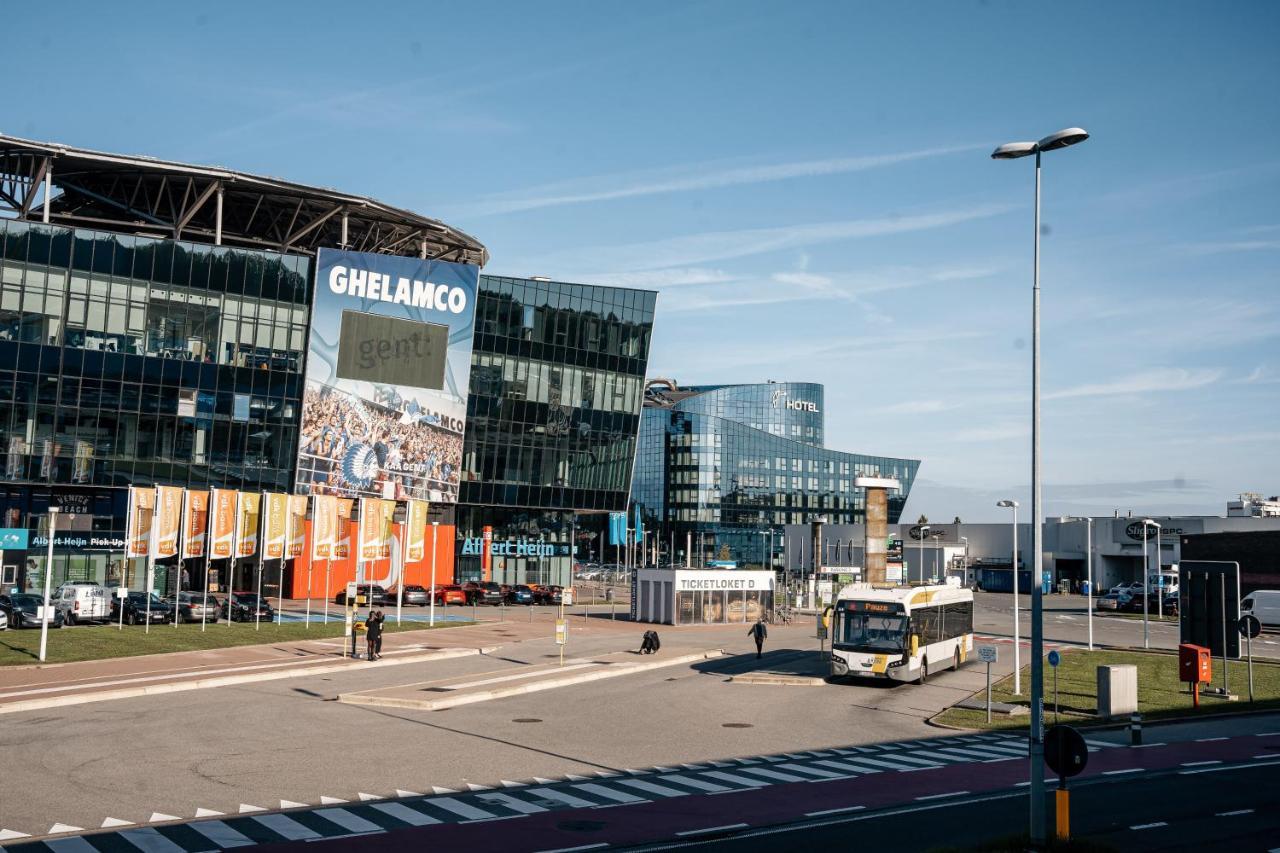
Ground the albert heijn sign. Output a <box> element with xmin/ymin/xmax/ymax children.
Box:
<box><xmin>459</xmin><ymin>537</ymin><xmax>559</xmax><ymax>558</ymax></box>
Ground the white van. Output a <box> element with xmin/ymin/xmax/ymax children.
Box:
<box><xmin>53</xmin><ymin>581</ymin><xmax>112</xmax><ymax>625</ymax></box>
<box><xmin>1241</xmin><ymin>590</ymin><xmax>1280</xmax><ymax>629</ymax></box>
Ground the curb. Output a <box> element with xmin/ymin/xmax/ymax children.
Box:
<box><xmin>339</xmin><ymin>649</ymin><xmax>726</xmax><ymax>711</ymax></box>
<box><xmin>0</xmin><ymin>646</ymin><xmax>493</xmax><ymax>715</ymax></box>
<box><xmin>728</xmin><ymin>673</ymin><xmax>827</xmax><ymax>686</ymax></box>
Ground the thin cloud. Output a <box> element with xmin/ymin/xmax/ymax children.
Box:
<box><xmin>1044</xmin><ymin>368</ymin><xmax>1221</xmax><ymax>401</ymax></box>
<box><xmin>1184</xmin><ymin>239</ymin><xmax>1280</xmax><ymax>255</ymax></box>
<box><xmin>462</xmin><ymin>144</ymin><xmax>987</xmax><ymax>216</ymax></box>
<box><xmin>531</xmin><ymin>203</ymin><xmax>1017</xmax><ymax>275</ymax></box>
<box><xmin>876</xmin><ymin>400</ymin><xmax>959</xmax><ymax>415</ymax></box>
<box><xmin>952</xmin><ymin>423</ymin><xmax>1030</xmax><ymax>442</ymax></box>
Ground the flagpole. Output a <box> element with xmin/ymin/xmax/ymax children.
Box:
<box><xmin>255</xmin><ymin>493</ymin><xmax>264</xmax><ymax>632</ymax></box>
<box><xmin>429</xmin><ymin>521</ymin><xmax>438</xmax><ymax>628</ymax></box>
<box><xmin>145</xmin><ymin>488</ymin><xmax>157</xmax><ymax>635</ymax></box>
<box><xmin>396</xmin><ymin>517</ymin><xmax>405</xmax><ymax>626</ymax></box>
<box><xmin>201</xmin><ymin>492</ymin><xmax>212</xmax><ymax>632</ymax></box>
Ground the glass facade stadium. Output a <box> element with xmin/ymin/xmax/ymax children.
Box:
<box><xmin>0</xmin><ymin>218</ymin><xmax>309</xmax><ymax>591</ymax></box>
<box><xmin>455</xmin><ymin>275</ymin><xmax>656</xmax><ymax>585</ymax></box>
<box><xmin>633</xmin><ymin>381</ymin><xmax>918</xmax><ymax>568</ymax></box>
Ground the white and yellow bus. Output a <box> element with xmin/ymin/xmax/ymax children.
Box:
<box><xmin>829</xmin><ymin>582</ymin><xmax>973</xmax><ymax>683</ymax></box>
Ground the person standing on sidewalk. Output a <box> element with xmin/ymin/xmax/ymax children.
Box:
<box><xmin>748</xmin><ymin>619</ymin><xmax>767</xmax><ymax>659</ymax></box>
<box><xmin>365</xmin><ymin>610</ymin><xmax>382</xmax><ymax>661</ymax></box>
<box><xmin>373</xmin><ymin>609</ymin><xmax>385</xmax><ymax>659</ymax></box>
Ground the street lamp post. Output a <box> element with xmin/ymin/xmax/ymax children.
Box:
<box><xmin>993</xmin><ymin>125</ymin><xmax>1090</xmax><ymax>846</ymax></box>
<box><xmin>39</xmin><ymin>507</ymin><xmax>59</xmax><ymax>663</ymax></box>
<box><xmin>997</xmin><ymin>500</ymin><xmax>1021</xmax><ymax>696</ymax></box>
<box><xmin>1062</xmin><ymin>516</ymin><xmax>1096</xmax><ymax>650</ymax></box>
<box><xmin>960</xmin><ymin>536</ymin><xmax>969</xmax><ymax>586</ymax></box>
<box><xmin>1140</xmin><ymin>518</ymin><xmax>1160</xmax><ymax>647</ymax></box>
<box><xmin>917</xmin><ymin>525</ymin><xmax>930</xmax><ymax>585</ymax></box>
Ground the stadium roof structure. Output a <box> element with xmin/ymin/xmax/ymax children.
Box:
<box><xmin>0</xmin><ymin>133</ymin><xmax>487</xmax><ymax>265</ymax></box>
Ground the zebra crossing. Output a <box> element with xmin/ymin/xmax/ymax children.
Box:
<box><xmin>1</xmin><ymin>731</ymin><xmax>1102</xmax><ymax>852</ymax></box>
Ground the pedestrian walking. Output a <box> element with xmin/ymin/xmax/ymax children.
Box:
<box><xmin>365</xmin><ymin>610</ymin><xmax>382</xmax><ymax>661</ymax></box>
<box><xmin>748</xmin><ymin>619</ymin><xmax>767</xmax><ymax>659</ymax></box>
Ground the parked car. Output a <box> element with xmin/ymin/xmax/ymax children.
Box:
<box><xmin>1242</xmin><ymin>590</ymin><xmax>1280</xmax><ymax>629</ymax></box>
<box><xmin>545</xmin><ymin>585</ymin><xmax>564</xmax><ymax>605</ymax></box>
<box><xmin>334</xmin><ymin>585</ymin><xmax>391</xmax><ymax>606</ymax></box>
<box><xmin>477</xmin><ymin>582</ymin><xmax>504</xmax><ymax>605</ymax></box>
<box><xmin>223</xmin><ymin>592</ymin><xmax>275</xmax><ymax>622</ymax></box>
<box><xmin>166</xmin><ymin>592</ymin><xmax>222</xmax><ymax>624</ymax></box>
<box><xmin>1109</xmin><ymin>581</ymin><xmax>1145</xmax><ymax>597</ymax></box>
<box><xmin>506</xmin><ymin>584</ymin><xmax>535</xmax><ymax>605</ymax></box>
<box><xmin>460</xmin><ymin>581</ymin><xmax>483</xmax><ymax>604</ymax></box>
<box><xmin>52</xmin><ymin>581</ymin><xmax>112</xmax><ymax>625</ymax></box>
<box><xmin>111</xmin><ymin>592</ymin><xmax>173</xmax><ymax>625</ymax></box>
<box><xmin>385</xmin><ymin>585</ymin><xmax>429</xmax><ymax>606</ymax></box>
<box><xmin>433</xmin><ymin>585</ymin><xmax>467</xmax><ymax>606</ymax></box>
<box><xmin>0</xmin><ymin>593</ymin><xmax>65</xmax><ymax>629</ymax></box>
<box><xmin>1095</xmin><ymin>591</ymin><xmax>1131</xmax><ymax>612</ymax></box>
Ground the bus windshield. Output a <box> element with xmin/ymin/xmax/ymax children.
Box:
<box><xmin>835</xmin><ymin>611</ymin><xmax>908</xmax><ymax>653</ymax></box>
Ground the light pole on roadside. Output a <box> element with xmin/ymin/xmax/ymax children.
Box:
<box><xmin>992</xmin><ymin>125</ymin><xmax>1090</xmax><ymax>846</ymax></box>
<box><xmin>916</xmin><ymin>525</ymin><xmax>929</xmax><ymax>585</ymax></box>
<box><xmin>1063</xmin><ymin>516</ymin><xmax>1095</xmax><ymax>650</ymax></box>
<box><xmin>960</xmin><ymin>536</ymin><xmax>969</xmax><ymax>586</ymax></box>
<box><xmin>39</xmin><ymin>507</ymin><xmax>59</xmax><ymax>662</ymax></box>
<box><xmin>997</xmin><ymin>500</ymin><xmax>1021</xmax><ymax>696</ymax></box>
<box><xmin>1140</xmin><ymin>518</ymin><xmax>1160</xmax><ymax>648</ymax></box>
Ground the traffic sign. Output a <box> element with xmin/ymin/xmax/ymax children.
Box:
<box><xmin>1239</xmin><ymin>614</ymin><xmax>1261</xmax><ymax>640</ymax></box>
<box><xmin>1044</xmin><ymin>725</ymin><xmax>1088</xmax><ymax>778</ymax></box>
<box><xmin>977</xmin><ymin>644</ymin><xmax>998</xmax><ymax>663</ymax></box>
<box><xmin>1048</xmin><ymin>649</ymin><xmax>1061</xmax><ymax>667</ymax></box>
<box><xmin>555</xmin><ymin>619</ymin><xmax>567</xmax><ymax>645</ymax></box>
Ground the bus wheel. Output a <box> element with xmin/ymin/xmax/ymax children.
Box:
<box><xmin>918</xmin><ymin>658</ymin><xmax>928</xmax><ymax>684</ymax></box>
<box><xmin>952</xmin><ymin>648</ymin><xmax>961</xmax><ymax>671</ymax></box>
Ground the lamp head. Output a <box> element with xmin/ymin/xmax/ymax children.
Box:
<box><xmin>997</xmin><ymin>499</ymin><xmax>1019</xmax><ymax>508</ymax></box>
<box><xmin>991</xmin><ymin>141</ymin><xmax>1038</xmax><ymax>160</ymax></box>
<box><xmin>1038</xmin><ymin>127</ymin><xmax>1089</xmax><ymax>151</ymax></box>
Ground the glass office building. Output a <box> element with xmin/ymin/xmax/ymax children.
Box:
<box><xmin>456</xmin><ymin>275</ymin><xmax>656</xmax><ymax>586</ymax></box>
<box><xmin>0</xmin><ymin>133</ymin><xmax>487</xmax><ymax>595</ymax></box>
<box><xmin>633</xmin><ymin>380</ymin><xmax>919</xmax><ymax>568</ymax></box>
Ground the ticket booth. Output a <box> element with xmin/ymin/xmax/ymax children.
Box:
<box><xmin>634</xmin><ymin>569</ymin><xmax>774</xmax><ymax>626</ymax></box>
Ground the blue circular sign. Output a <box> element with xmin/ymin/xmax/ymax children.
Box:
<box><xmin>1048</xmin><ymin>650</ymin><xmax>1061</xmax><ymax>667</ymax></box>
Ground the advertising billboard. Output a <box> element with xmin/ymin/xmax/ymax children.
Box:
<box><xmin>296</xmin><ymin>248</ymin><xmax>478</xmax><ymax>503</ymax></box>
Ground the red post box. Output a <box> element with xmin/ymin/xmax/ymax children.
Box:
<box><xmin>1179</xmin><ymin>643</ymin><xmax>1211</xmax><ymax>707</ymax></box>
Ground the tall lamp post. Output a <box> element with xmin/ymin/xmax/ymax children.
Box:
<box><xmin>993</xmin><ymin>125</ymin><xmax>1090</xmax><ymax>845</ymax></box>
<box><xmin>997</xmin><ymin>500</ymin><xmax>1021</xmax><ymax>695</ymax></box>
<box><xmin>1140</xmin><ymin>518</ymin><xmax>1160</xmax><ymax>648</ymax></box>
<box><xmin>916</xmin><ymin>525</ymin><xmax>930</xmax><ymax>585</ymax></box>
<box><xmin>39</xmin><ymin>507</ymin><xmax>59</xmax><ymax>663</ymax></box>
<box><xmin>960</xmin><ymin>536</ymin><xmax>969</xmax><ymax>587</ymax></box>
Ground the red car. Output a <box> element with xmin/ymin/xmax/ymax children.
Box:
<box><xmin>433</xmin><ymin>585</ymin><xmax>467</xmax><ymax>606</ymax></box>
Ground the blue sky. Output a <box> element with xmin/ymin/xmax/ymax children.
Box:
<box><xmin>8</xmin><ymin>1</ymin><xmax>1278</xmax><ymax>520</ymax></box>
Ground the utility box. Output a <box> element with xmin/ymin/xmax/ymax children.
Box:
<box><xmin>1179</xmin><ymin>643</ymin><xmax>1212</xmax><ymax>683</ymax></box>
<box><xmin>1097</xmin><ymin>664</ymin><xmax>1138</xmax><ymax>718</ymax></box>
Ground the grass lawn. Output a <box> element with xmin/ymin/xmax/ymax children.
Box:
<box><xmin>937</xmin><ymin>648</ymin><xmax>1280</xmax><ymax>731</ymax></box>
<box><xmin>0</xmin><ymin>618</ymin><xmax>471</xmax><ymax>667</ymax></box>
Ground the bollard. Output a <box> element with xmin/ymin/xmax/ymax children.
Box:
<box><xmin>1129</xmin><ymin>711</ymin><xmax>1142</xmax><ymax>746</ymax></box>
<box><xmin>500</xmin><ymin>601</ymin><xmax>505</xmax><ymax>622</ymax></box>
<box><xmin>528</xmin><ymin>605</ymin><xmax>533</xmax><ymax>623</ymax></box>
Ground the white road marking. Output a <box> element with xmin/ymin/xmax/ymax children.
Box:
<box><xmin>358</xmin><ymin>792</ymin><xmax>382</xmax><ymax>801</ymax></box>
<box><xmin>432</xmin><ymin>786</ymin><xmax>460</xmax><ymax>794</ymax></box>
<box><xmin>1103</xmin><ymin>768</ymin><xmax>1144</xmax><ymax>775</ymax></box>
<box><xmin>1131</xmin><ymin>822</ymin><xmax>1168</xmax><ymax>830</ymax></box>
<box><xmin>280</xmin><ymin>800</ymin><xmax>308</xmax><ymax>809</ymax></box>
<box><xmin>101</xmin><ymin>818</ymin><xmax>133</xmax><ymax>828</ymax></box>
<box><xmin>615</xmin><ymin>778</ymin><xmax>692</xmax><ymax>798</ymax></box>
<box><xmin>736</xmin><ymin>766</ymin><xmax>810</xmax><ymax>783</ymax></box>
<box><xmin>1181</xmin><ymin>760</ymin><xmax>1222</xmax><ymax>767</ymax></box>
<box><xmin>188</xmin><ymin>819</ymin><xmax>255</xmax><ymax>848</ymax></box>
<box><xmin>314</xmin><ymin>808</ymin><xmax>382</xmax><ymax>834</ymax></box>
<box><xmin>47</xmin><ymin>825</ymin><xmax>84</xmax><ymax>835</ymax></box>
<box><xmin>1195</xmin><ymin>736</ymin><xmax>1228</xmax><ymax>742</ymax></box>
<box><xmin>814</xmin><ymin>759</ymin><xmax>874</xmax><ymax>775</ymax></box>
<box><xmin>534</xmin><ymin>845</ymin><xmax>609</xmax><ymax>853</ymax></box>
<box><xmin>45</xmin><ymin>838</ymin><xmax>98</xmax><ymax>852</ymax></box>
<box><xmin>657</xmin><ymin>774</ymin><xmax>731</xmax><ymax>793</ymax></box>
<box><xmin>119</xmin><ymin>827</ymin><xmax>187</xmax><ymax>853</ymax></box>
<box><xmin>319</xmin><ymin>795</ymin><xmax>348</xmax><ymax>804</ymax></box>
<box><xmin>0</xmin><ymin>830</ymin><xmax>30</xmax><ymax>842</ymax></box>
<box><xmin>805</xmin><ymin>805</ymin><xmax>865</xmax><ymax>817</ymax></box>
<box><xmin>700</xmin><ymin>771</ymin><xmax>770</xmax><ymax>788</ymax></box>
<box><xmin>528</xmin><ymin>788</ymin><xmax>598</xmax><ymax>809</ymax></box>
<box><xmin>1217</xmin><ymin>809</ymin><xmax>1254</xmax><ymax>817</ymax></box>
<box><xmin>238</xmin><ymin>804</ymin><xmax>265</xmax><ymax>813</ymax></box>
<box><xmin>916</xmin><ymin>791</ymin><xmax>970</xmax><ymax>800</ymax></box>
<box><xmin>476</xmin><ymin>792</ymin><xmax>547</xmax><ymax>814</ymax></box>
<box><xmin>932</xmin><ymin>747</ymin><xmax>1013</xmax><ymax>762</ymax></box>
<box><xmin>676</xmin><ymin>823</ymin><xmax>749</xmax><ymax>837</ymax></box>
<box><xmin>373</xmin><ymin>799</ymin><xmax>442</xmax><ymax>819</ymax></box>
<box><xmin>193</xmin><ymin>809</ymin><xmax>223</xmax><ymax>818</ymax></box>
<box><xmin>396</xmin><ymin>789</ymin><xmax>422</xmax><ymax>797</ymax></box>
<box><xmin>1084</xmin><ymin>739</ymin><xmax>1118</xmax><ymax>749</ymax></box>
<box><xmin>837</xmin><ymin>756</ymin><xmax>921</xmax><ymax>772</ymax></box>
<box><xmin>572</xmin><ymin>783</ymin><xmax>646</xmax><ymax>803</ymax></box>
<box><xmin>776</xmin><ymin>763</ymin><xmax>844</xmax><ymax>779</ymax></box>
<box><xmin>426</xmin><ymin>798</ymin><xmax>497</xmax><ymax>820</ymax></box>
<box><xmin>147</xmin><ymin>813</ymin><xmax>181</xmax><ymax>824</ymax></box>
<box><xmin>252</xmin><ymin>814</ymin><xmax>322</xmax><ymax>840</ymax></box>
<box><xmin>880</xmin><ymin>753</ymin><xmax>948</xmax><ymax>767</ymax></box>
<box><xmin>442</xmin><ymin>663</ymin><xmax>595</xmax><ymax>690</ymax></box>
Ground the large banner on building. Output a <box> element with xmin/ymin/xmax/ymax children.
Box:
<box><xmin>154</xmin><ymin>486</ymin><xmax>184</xmax><ymax>560</ymax></box>
<box><xmin>295</xmin><ymin>248</ymin><xmax>478</xmax><ymax>504</ymax></box>
<box><xmin>210</xmin><ymin>488</ymin><xmax>237</xmax><ymax>559</ymax></box>
<box><xmin>125</xmin><ymin>487</ymin><xmax>155</xmax><ymax>559</ymax></box>
<box><xmin>181</xmin><ymin>490</ymin><xmax>209</xmax><ymax>559</ymax></box>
